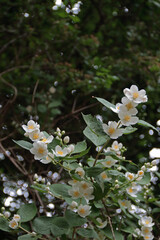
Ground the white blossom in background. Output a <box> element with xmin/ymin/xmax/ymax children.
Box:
<box><xmin>96</xmin><ymin>218</ymin><xmax>107</xmax><ymax>229</ymax></box>
<box><xmin>141</xmin><ymin>226</ymin><xmax>153</xmax><ymax>236</ymax></box>
<box><xmin>68</xmin><ymin>201</ymin><xmax>78</xmax><ymax>211</ymax></box>
<box><xmin>30</xmin><ymin>141</ymin><xmax>48</xmax><ymax>160</ymax></box>
<box><xmin>28</xmin><ymin>130</ymin><xmax>43</xmax><ymax>141</ymax></box>
<box><xmin>41</xmin><ymin>134</ymin><xmax>54</xmax><ymax>144</ymax></box>
<box><xmin>118</xmin><ymin>199</ymin><xmax>131</xmax><ymax>209</ymax></box>
<box><xmin>118</xmin><ymin>108</ymin><xmax>139</xmax><ymax>126</ymax></box>
<box><xmin>136</xmin><ymin>170</ymin><xmax>144</xmax><ymax>180</ymax></box>
<box><xmin>40</xmin><ymin>152</ymin><xmax>54</xmax><ymax>164</ymax></box>
<box><xmin>68</xmin><ymin>179</ymin><xmax>80</xmax><ymax>186</ymax></box>
<box><xmin>102</xmin><ymin>121</ymin><xmax>123</xmax><ymax>139</ymax></box>
<box><xmin>125</xmin><ymin>172</ymin><xmax>135</xmax><ymax>181</ymax></box>
<box><xmin>53</xmin><ymin>145</ymin><xmax>68</xmax><ymax>157</ymax></box>
<box><xmin>22</xmin><ymin>120</ymin><xmax>40</xmax><ymax>133</ymax></box>
<box><xmin>68</xmin><ymin>186</ymin><xmax>82</xmax><ymax>199</ymax></box>
<box><xmin>126</xmin><ymin>183</ymin><xmax>140</xmax><ymax>197</ymax></box>
<box><xmin>138</xmin><ymin>216</ymin><xmax>154</xmax><ymax>228</ymax></box>
<box><xmin>9</xmin><ymin>219</ymin><xmax>19</xmax><ymax>229</ymax></box>
<box><xmin>13</xmin><ymin>214</ymin><xmax>21</xmax><ymax>222</ymax></box>
<box><xmin>143</xmin><ymin>233</ymin><xmax>154</xmax><ymax>240</ymax></box>
<box><xmin>77</xmin><ymin>204</ymin><xmax>91</xmax><ymax>218</ymax></box>
<box><xmin>121</xmin><ymin>97</ymin><xmax>138</xmax><ymax>111</ymax></box>
<box><xmin>123</xmin><ymin>85</ymin><xmax>148</xmax><ymax>103</ymax></box>
<box><xmin>100</xmin><ymin>171</ymin><xmax>111</xmax><ymax>181</ymax></box>
<box><xmin>75</xmin><ymin>167</ymin><xmax>85</xmax><ymax>178</ymax></box>
<box><xmin>102</xmin><ymin>157</ymin><xmax>117</xmax><ymax>168</ymax></box>
<box><xmin>111</xmin><ymin>141</ymin><xmax>123</xmax><ymax>154</ymax></box>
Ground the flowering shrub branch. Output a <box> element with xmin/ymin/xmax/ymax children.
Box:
<box><xmin>0</xmin><ymin>85</ymin><xmax>159</xmax><ymax>240</ymax></box>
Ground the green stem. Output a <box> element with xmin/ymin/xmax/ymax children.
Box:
<box><xmin>93</xmin><ymin>139</ymin><xmax>110</xmax><ymax>167</ymax></box>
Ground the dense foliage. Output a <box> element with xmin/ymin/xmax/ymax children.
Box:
<box><xmin>0</xmin><ymin>0</ymin><xmax>160</xmax><ymax>239</ymax></box>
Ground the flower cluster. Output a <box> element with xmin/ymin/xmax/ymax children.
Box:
<box><xmin>22</xmin><ymin>121</ymin><xmax>74</xmax><ymax>164</ymax></box>
<box><xmin>9</xmin><ymin>214</ymin><xmax>21</xmax><ymax>229</ymax></box>
<box><xmin>138</xmin><ymin>216</ymin><xmax>154</xmax><ymax>240</ymax></box>
<box><xmin>103</xmin><ymin>85</ymin><xmax>148</xmax><ymax>139</ymax></box>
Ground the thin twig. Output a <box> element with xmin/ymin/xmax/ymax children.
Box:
<box><xmin>32</xmin><ymin>79</ymin><xmax>39</xmax><ymax>104</ymax></box>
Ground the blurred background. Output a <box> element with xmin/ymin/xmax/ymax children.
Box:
<box><xmin>0</xmin><ymin>0</ymin><xmax>160</xmax><ymax>238</ymax></box>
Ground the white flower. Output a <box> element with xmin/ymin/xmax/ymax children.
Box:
<box><xmin>79</xmin><ymin>181</ymin><xmax>93</xmax><ymax>192</ymax></box>
<box><xmin>100</xmin><ymin>171</ymin><xmax>111</xmax><ymax>181</ymax></box>
<box><xmin>63</xmin><ymin>136</ymin><xmax>70</xmax><ymax>144</ymax></box>
<box><xmin>41</xmin><ymin>134</ymin><xmax>54</xmax><ymax>144</ymax></box>
<box><xmin>121</xmin><ymin>97</ymin><xmax>138</xmax><ymax>112</ymax></box>
<box><xmin>68</xmin><ymin>201</ymin><xmax>78</xmax><ymax>211</ymax></box>
<box><xmin>138</xmin><ymin>216</ymin><xmax>154</xmax><ymax>228</ymax></box>
<box><xmin>123</xmin><ymin>85</ymin><xmax>148</xmax><ymax>103</ymax></box>
<box><xmin>68</xmin><ymin>186</ymin><xmax>82</xmax><ymax>199</ymax></box>
<box><xmin>125</xmin><ymin>172</ymin><xmax>135</xmax><ymax>181</ymax></box>
<box><xmin>22</xmin><ymin>120</ymin><xmax>40</xmax><ymax>133</ymax></box>
<box><xmin>111</xmin><ymin>141</ymin><xmax>123</xmax><ymax>154</ymax></box>
<box><xmin>13</xmin><ymin>214</ymin><xmax>21</xmax><ymax>222</ymax></box>
<box><xmin>30</xmin><ymin>142</ymin><xmax>48</xmax><ymax>160</ymax></box>
<box><xmin>102</xmin><ymin>157</ymin><xmax>117</xmax><ymax>168</ymax></box>
<box><xmin>75</xmin><ymin>167</ymin><xmax>85</xmax><ymax>178</ymax></box>
<box><xmin>77</xmin><ymin>204</ymin><xmax>91</xmax><ymax>218</ymax></box>
<box><xmin>102</xmin><ymin>121</ymin><xmax>123</xmax><ymax>139</ymax></box>
<box><xmin>40</xmin><ymin>152</ymin><xmax>54</xmax><ymax>164</ymax></box>
<box><xmin>118</xmin><ymin>199</ymin><xmax>131</xmax><ymax>209</ymax></box>
<box><xmin>126</xmin><ymin>183</ymin><xmax>140</xmax><ymax>197</ymax></box>
<box><xmin>136</xmin><ymin>170</ymin><xmax>144</xmax><ymax>180</ymax></box>
<box><xmin>68</xmin><ymin>179</ymin><xmax>80</xmax><ymax>186</ymax></box>
<box><xmin>141</xmin><ymin>226</ymin><xmax>153</xmax><ymax>236</ymax></box>
<box><xmin>28</xmin><ymin>130</ymin><xmax>43</xmax><ymax>141</ymax></box>
<box><xmin>96</xmin><ymin>218</ymin><xmax>107</xmax><ymax>229</ymax></box>
<box><xmin>53</xmin><ymin>145</ymin><xmax>68</xmax><ymax>157</ymax></box>
<box><xmin>9</xmin><ymin>219</ymin><xmax>19</xmax><ymax>229</ymax></box>
<box><xmin>111</xmin><ymin>103</ymin><xmax>122</xmax><ymax>113</ymax></box>
<box><xmin>143</xmin><ymin>232</ymin><xmax>154</xmax><ymax>240</ymax></box>
<box><xmin>118</xmin><ymin>109</ymin><xmax>139</xmax><ymax>126</ymax></box>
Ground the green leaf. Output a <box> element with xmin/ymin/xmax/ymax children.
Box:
<box><xmin>95</xmin><ymin>97</ymin><xmax>116</xmax><ymax>112</ymax></box>
<box><xmin>138</xmin><ymin>172</ymin><xmax>151</xmax><ymax>185</ymax></box>
<box><xmin>138</xmin><ymin>120</ymin><xmax>158</xmax><ymax>132</ymax></box>
<box><xmin>13</xmin><ymin>140</ymin><xmax>32</xmax><ymax>150</ymax></box>
<box><xmin>72</xmin><ymin>141</ymin><xmax>87</xmax><ymax>154</ymax></box>
<box><xmin>65</xmin><ymin>210</ymin><xmax>86</xmax><ymax>227</ymax></box>
<box><xmin>103</xmin><ymin>227</ymin><xmax>124</xmax><ymax>240</ymax></box>
<box><xmin>0</xmin><ymin>217</ymin><xmax>11</xmax><ymax>232</ymax></box>
<box><xmin>108</xmin><ymin>170</ymin><xmax>124</xmax><ymax>176</ymax></box>
<box><xmin>65</xmin><ymin>147</ymin><xmax>90</xmax><ymax>160</ymax></box>
<box><xmin>49</xmin><ymin>184</ymin><xmax>71</xmax><ymax>199</ymax></box>
<box><xmin>18</xmin><ymin>234</ymin><xmax>38</xmax><ymax>240</ymax></box>
<box><xmin>51</xmin><ymin>217</ymin><xmax>69</xmax><ymax>236</ymax></box>
<box><xmin>37</xmin><ymin>104</ymin><xmax>47</xmax><ymax>113</ymax></box>
<box><xmin>33</xmin><ymin>216</ymin><xmax>54</xmax><ymax>235</ymax></box>
<box><xmin>83</xmin><ymin>126</ymin><xmax>107</xmax><ymax>146</ymax></box>
<box><xmin>77</xmin><ymin>228</ymin><xmax>99</xmax><ymax>238</ymax></box>
<box><xmin>18</xmin><ymin>203</ymin><xmax>37</xmax><ymax>222</ymax></box>
<box><xmin>123</xmin><ymin>126</ymin><xmax>137</xmax><ymax>134</ymax></box>
<box><xmin>48</xmin><ymin>100</ymin><xmax>61</xmax><ymax>108</ymax></box>
<box><xmin>85</xmin><ymin>166</ymin><xmax>104</xmax><ymax>177</ymax></box>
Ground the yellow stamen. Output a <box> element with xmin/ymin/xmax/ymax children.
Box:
<box><xmin>42</xmin><ymin>138</ymin><xmax>47</xmax><ymax>142</ymax></box>
<box><xmin>106</xmin><ymin>161</ymin><xmax>111</xmax><ymax>165</ymax></box>
<box><xmin>79</xmin><ymin>208</ymin><xmax>85</xmax><ymax>214</ymax></box>
<box><xmin>133</xmin><ymin>92</ymin><xmax>139</xmax><ymax>99</ymax></box>
<box><xmin>101</xmin><ymin>172</ymin><xmax>107</xmax><ymax>179</ymax></box>
<box><xmin>11</xmin><ymin>222</ymin><xmax>17</xmax><ymax>228</ymax></box>
<box><xmin>145</xmin><ymin>220</ymin><xmax>150</xmax><ymax>225</ymax></box>
<box><xmin>38</xmin><ymin>148</ymin><xmax>44</xmax><ymax>154</ymax></box>
<box><xmin>129</xmin><ymin>174</ymin><xmax>134</xmax><ymax>180</ymax></box>
<box><xmin>28</xmin><ymin>125</ymin><xmax>34</xmax><ymax>129</ymax></box>
<box><xmin>73</xmin><ymin>191</ymin><xmax>79</xmax><ymax>197</ymax></box>
<box><xmin>121</xmin><ymin>201</ymin><xmax>126</xmax><ymax>206</ymax></box>
<box><xmin>114</xmin><ymin>145</ymin><xmax>118</xmax><ymax>149</ymax></box>
<box><xmin>124</xmin><ymin>115</ymin><xmax>131</xmax><ymax>121</ymax></box>
<box><xmin>82</xmin><ymin>183</ymin><xmax>88</xmax><ymax>190</ymax></box>
<box><xmin>129</xmin><ymin>188</ymin><xmax>133</xmax><ymax>193</ymax></box>
<box><xmin>33</xmin><ymin>133</ymin><xmax>39</xmax><ymax>139</ymax></box>
<box><xmin>144</xmin><ymin>228</ymin><xmax>149</xmax><ymax>233</ymax></box>
<box><xmin>126</xmin><ymin>102</ymin><xmax>133</xmax><ymax>110</ymax></box>
<box><xmin>138</xmin><ymin>171</ymin><xmax>143</xmax><ymax>176</ymax></box>
<box><xmin>57</xmin><ymin>151</ymin><xmax>63</xmax><ymax>155</ymax></box>
<box><xmin>108</xmin><ymin>127</ymin><xmax>115</xmax><ymax>135</ymax></box>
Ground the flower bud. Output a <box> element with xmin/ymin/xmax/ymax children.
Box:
<box><xmin>4</xmin><ymin>211</ymin><xmax>11</xmax><ymax>218</ymax></box>
<box><xmin>56</xmin><ymin>127</ymin><xmax>61</xmax><ymax>133</ymax></box>
<box><xmin>141</xmin><ymin>166</ymin><xmax>146</xmax><ymax>171</ymax></box>
<box><xmin>64</xmin><ymin>136</ymin><xmax>70</xmax><ymax>144</ymax></box>
<box><xmin>62</xmin><ymin>130</ymin><xmax>65</xmax><ymax>135</ymax></box>
<box><xmin>146</xmin><ymin>162</ymin><xmax>150</xmax><ymax>167</ymax></box>
<box><xmin>117</xmin><ymin>167</ymin><xmax>122</xmax><ymax>171</ymax></box>
<box><xmin>115</xmin><ymin>184</ymin><xmax>119</xmax><ymax>189</ymax></box>
<box><xmin>67</xmin><ymin>144</ymin><xmax>75</xmax><ymax>153</ymax></box>
<box><xmin>151</xmin><ymin>160</ymin><xmax>158</xmax><ymax>166</ymax></box>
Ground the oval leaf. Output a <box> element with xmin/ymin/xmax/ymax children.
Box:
<box><xmin>18</xmin><ymin>203</ymin><xmax>37</xmax><ymax>222</ymax></box>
